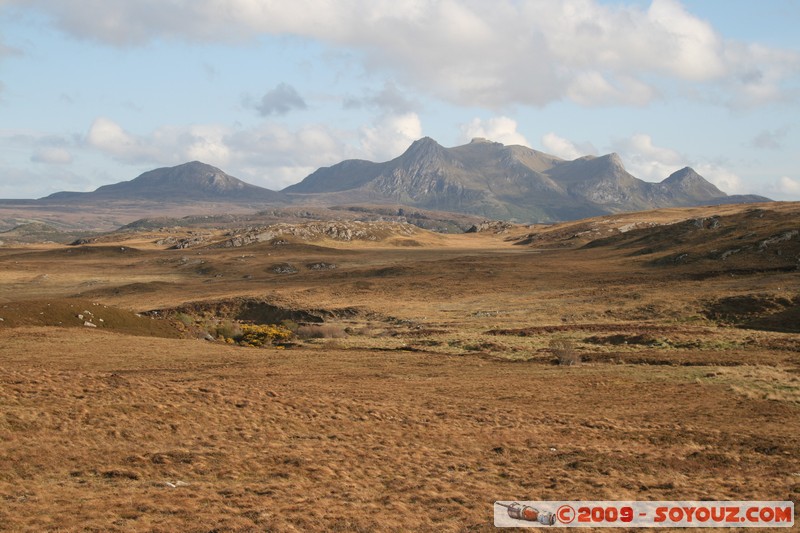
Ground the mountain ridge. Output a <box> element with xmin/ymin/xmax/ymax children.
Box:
<box><xmin>284</xmin><ymin>137</ymin><xmax>770</xmax><ymax>221</ymax></box>
<box><xmin>31</xmin><ymin>138</ymin><xmax>771</xmax><ymax>223</ymax></box>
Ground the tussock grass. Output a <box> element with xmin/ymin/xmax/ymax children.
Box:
<box><xmin>550</xmin><ymin>338</ymin><xmax>580</xmax><ymax>365</ymax></box>
<box><xmin>297</xmin><ymin>324</ymin><xmax>347</xmax><ymax>339</ymax></box>
<box><xmin>1</xmin><ymin>327</ymin><xmax>798</xmax><ymax>531</ymax></box>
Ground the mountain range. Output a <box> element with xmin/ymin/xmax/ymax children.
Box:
<box><xmin>36</xmin><ymin>137</ymin><xmax>770</xmax><ymax>223</ymax></box>
<box><xmin>284</xmin><ymin>137</ymin><xmax>769</xmax><ymax>220</ymax></box>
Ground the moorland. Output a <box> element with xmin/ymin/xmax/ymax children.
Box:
<box><xmin>1</xmin><ymin>201</ymin><xmax>798</xmax><ymax>531</ymax></box>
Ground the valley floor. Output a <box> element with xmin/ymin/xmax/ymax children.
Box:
<box><xmin>1</xmin><ymin>327</ymin><xmax>797</xmax><ymax>532</ymax></box>
<box><xmin>1</xmin><ymin>204</ymin><xmax>798</xmax><ymax>531</ymax></box>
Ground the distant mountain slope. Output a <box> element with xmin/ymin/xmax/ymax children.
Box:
<box><xmin>284</xmin><ymin>137</ymin><xmax>770</xmax><ymax>222</ymax></box>
<box><xmin>43</xmin><ymin>161</ymin><xmax>285</xmax><ymax>203</ymax></box>
<box><xmin>28</xmin><ymin>139</ymin><xmax>771</xmax><ymax>225</ymax></box>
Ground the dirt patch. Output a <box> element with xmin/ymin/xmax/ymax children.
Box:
<box><xmin>0</xmin><ymin>299</ymin><xmax>180</xmax><ymax>338</ymax></box>
<box><xmin>152</xmin><ymin>298</ymin><xmax>363</xmax><ymax>326</ymax></box>
<box><xmin>745</xmin><ymin>306</ymin><xmax>800</xmax><ymax>334</ymax></box>
<box><xmin>77</xmin><ymin>281</ymin><xmax>176</xmax><ymax>298</ymax></box>
<box><xmin>704</xmin><ymin>294</ymin><xmax>800</xmax><ymax>332</ymax></box>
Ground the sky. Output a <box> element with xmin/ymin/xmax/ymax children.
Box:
<box><xmin>0</xmin><ymin>0</ymin><xmax>799</xmax><ymax>200</ymax></box>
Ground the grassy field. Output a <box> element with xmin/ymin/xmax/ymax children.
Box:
<box><xmin>1</xmin><ymin>203</ymin><xmax>798</xmax><ymax>531</ymax></box>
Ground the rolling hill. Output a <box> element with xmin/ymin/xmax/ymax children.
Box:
<box><xmin>42</xmin><ymin>161</ymin><xmax>285</xmax><ymax>203</ymax></box>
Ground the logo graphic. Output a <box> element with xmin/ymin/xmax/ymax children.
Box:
<box><xmin>496</xmin><ymin>502</ymin><xmax>556</xmax><ymax>525</ymax></box>
<box><xmin>494</xmin><ymin>501</ymin><xmax>794</xmax><ymax>528</ymax></box>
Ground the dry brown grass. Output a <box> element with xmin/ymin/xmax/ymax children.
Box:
<box><xmin>1</xmin><ymin>202</ymin><xmax>799</xmax><ymax>530</ymax></box>
<box><xmin>549</xmin><ymin>338</ymin><xmax>580</xmax><ymax>365</ymax></box>
<box><xmin>2</xmin><ymin>328</ymin><xmax>799</xmax><ymax>532</ymax></box>
<box><xmin>297</xmin><ymin>324</ymin><xmax>348</xmax><ymax>339</ymax></box>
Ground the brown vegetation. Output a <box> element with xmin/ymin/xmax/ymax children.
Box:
<box><xmin>1</xmin><ymin>202</ymin><xmax>799</xmax><ymax>530</ymax></box>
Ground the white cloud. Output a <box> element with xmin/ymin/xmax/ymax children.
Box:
<box><xmin>777</xmin><ymin>176</ymin><xmax>800</xmax><ymax>195</ymax></box>
<box><xmin>541</xmin><ymin>133</ymin><xmax>583</xmax><ymax>160</ymax></box>
<box><xmin>360</xmin><ymin>112</ymin><xmax>422</xmax><ymax>161</ymax></box>
<box><xmin>86</xmin><ymin>118</ymin><xmax>234</xmax><ymax>169</ymax></box>
<box><xmin>31</xmin><ymin>146</ymin><xmax>73</xmax><ymax>164</ymax></box>
<box><xmin>760</xmin><ymin>176</ymin><xmax>800</xmax><ymax>201</ymax></box>
<box><xmin>611</xmin><ymin>133</ymin><xmax>747</xmax><ymax>193</ymax></box>
<box><xmin>79</xmin><ymin>113</ymin><xmax>425</xmax><ymax>190</ymax></box>
<box><xmin>86</xmin><ymin>117</ymin><xmax>159</xmax><ymax>163</ymax></box>
<box><xmin>613</xmin><ymin>133</ymin><xmax>684</xmax><ymax>182</ymax></box>
<box><xmin>770</xmin><ymin>176</ymin><xmax>800</xmax><ymax>200</ymax></box>
<box><xmin>624</xmin><ymin>133</ymin><xmax>683</xmax><ymax>165</ymax></box>
<box><xmin>223</xmin><ymin>122</ymin><xmax>347</xmax><ymax>188</ymax></box>
<box><xmin>566</xmin><ymin>72</ymin><xmax>656</xmax><ymax>107</ymax></box>
<box><xmin>724</xmin><ymin>42</ymin><xmax>800</xmax><ymax>108</ymax></box>
<box><xmin>692</xmin><ymin>163</ymin><xmax>744</xmax><ymax>194</ymax></box>
<box><xmin>461</xmin><ymin>117</ymin><xmax>529</xmax><ymax>146</ymax></box>
<box><xmin>179</xmin><ymin>125</ymin><xmax>232</xmax><ymax>166</ymax></box>
<box><xmin>10</xmin><ymin>0</ymin><xmax>799</xmax><ymax>109</ymax></box>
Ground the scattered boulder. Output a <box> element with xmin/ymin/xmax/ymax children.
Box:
<box><xmin>466</xmin><ymin>220</ymin><xmax>513</xmax><ymax>234</ymax></box>
<box><xmin>212</xmin><ymin>221</ymin><xmax>419</xmax><ymax>247</ymax></box>
<box><xmin>758</xmin><ymin>230</ymin><xmax>798</xmax><ymax>251</ymax></box>
<box><xmin>307</xmin><ymin>262</ymin><xmax>337</xmax><ymax>270</ymax></box>
<box><xmin>271</xmin><ymin>263</ymin><xmax>298</xmax><ymax>275</ymax></box>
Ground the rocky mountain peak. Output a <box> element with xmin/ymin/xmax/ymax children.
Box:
<box><xmin>401</xmin><ymin>137</ymin><xmax>444</xmax><ymax>158</ymax></box>
<box><xmin>662</xmin><ymin>167</ymin><xmax>725</xmax><ymax>197</ymax></box>
<box><xmin>605</xmin><ymin>152</ymin><xmax>625</xmax><ymax>169</ymax></box>
<box><xmin>396</xmin><ymin>137</ymin><xmax>454</xmax><ymax>174</ymax></box>
<box><xmin>663</xmin><ymin>167</ymin><xmax>703</xmax><ymax>184</ymax></box>
<box><xmin>280</xmin><ymin>137</ymin><xmax>769</xmax><ymax>221</ymax></box>
<box><xmin>131</xmin><ymin>161</ymin><xmax>243</xmax><ymax>191</ymax></box>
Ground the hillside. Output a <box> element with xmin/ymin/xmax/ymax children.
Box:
<box><xmin>43</xmin><ymin>161</ymin><xmax>285</xmax><ymax>204</ymax></box>
<box><xmin>285</xmin><ymin>137</ymin><xmax>770</xmax><ymax>222</ymax></box>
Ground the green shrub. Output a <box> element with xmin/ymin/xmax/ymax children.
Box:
<box><xmin>281</xmin><ymin>319</ymin><xmax>300</xmax><ymax>333</ymax></box>
<box><xmin>175</xmin><ymin>312</ymin><xmax>194</xmax><ymax>327</ymax></box>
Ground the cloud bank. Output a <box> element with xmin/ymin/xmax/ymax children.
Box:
<box><xmin>80</xmin><ymin>112</ymin><xmax>425</xmax><ymax>189</ymax></box>
<box><xmin>11</xmin><ymin>0</ymin><xmax>799</xmax><ymax>109</ymax></box>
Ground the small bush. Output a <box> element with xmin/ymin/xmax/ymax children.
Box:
<box><xmin>297</xmin><ymin>324</ymin><xmax>347</xmax><ymax>339</ymax></box>
<box><xmin>175</xmin><ymin>312</ymin><xmax>194</xmax><ymax>327</ymax></box>
<box><xmin>213</xmin><ymin>320</ymin><xmax>242</xmax><ymax>341</ymax></box>
<box><xmin>238</xmin><ymin>324</ymin><xmax>294</xmax><ymax>347</ymax></box>
<box><xmin>550</xmin><ymin>339</ymin><xmax>580</xmax><ymax>366</ymax></box>
<box><xmin>281</xmin><ymin>319</ymin><xmax>300</xmax><ymax>333</ymax></box>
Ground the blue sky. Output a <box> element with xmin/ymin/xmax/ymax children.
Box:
<box><xmin>1</xmin><ymin>0</ymin><xmax>798</xmax><ymax>200</ymax></box>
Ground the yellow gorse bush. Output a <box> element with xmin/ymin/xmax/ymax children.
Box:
<box><xmin>236</xmin><ymin>323</ymin><xmax>294</xmax><ymax>347</ymax></box>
